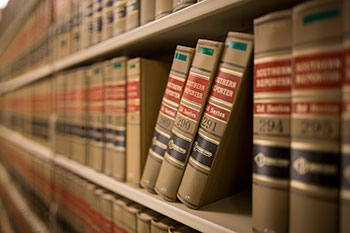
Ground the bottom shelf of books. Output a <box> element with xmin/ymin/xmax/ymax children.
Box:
<box><xmin>0</xmin><ymin>125</ymin><xmax>252</xmax><ymax>233</ymax></box>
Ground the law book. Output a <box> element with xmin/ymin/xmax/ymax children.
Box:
<box><xmin>101</xmin><ymin>193</ymin><xmax>114</xmax><ymax>233</ymax></box>
<box><xmin>290</xmin><ymin>1</ymin><xmax>342</xmax><ymax>233</ymax></box>
<box><xmin>93</xmin><ymin>0</ymin><xmax>104</xmax><ymax>44</ymax></box>
<box><xmin>140</xmin><ymin>46</ymin><xmax>195</xmax><ymax>193</ymax></box>
<box><xmin>103</xmin><ymin>57</ymin><xmax>127</xmax><ymax>180</ymax></box>
<box><xmin>177</xmin><ymin>32</ymin><xmax>253</xmax><ymax>209</ymax></box>
<box><xmin>137</xmin><ymin>210</ymin><xmax>162</xmax><ymax>233</ymax></box>
<box><xmin>126</xmin><ymin>58</ymin><xmax>170</xmax><ymax>185</ymax></box>
<box><xmin>70</xmin><ymin>68</ymin><xmax>88</xmax><ymax>164</ymax></box>
<box><xmin>140</xmin><ymin>0</ymin><xmax>155</xmax><ymax>25</ymax></box>
<box><xmin>123</xmin><ymin>203</ymin><xmax>144</xmax><ymax>233</ymax></box>
<box><xmin>113</xmin><ymin>197</ymin><xmax>130</xmax><ymax>232</ymax></box>
<box><xmin>70</xmin><ymin>0</ymin><xmax>81</xmax><ymax>53</ymax></box>
<box><xmin>172</xmin><ymin>0</ymin><xmax>195</xmax><ymax>12</ymax></box>
<box><xmin>155</xmin><ymin>39</ymin><xmax>223</xmax><ymax>201</ymax></box>
<box><xmin>341</xmin><ymin>0</ymin><xmax>350</xmax><ymax>232</ymax></box>
<box><xmin>102</xmin><ymin>0</ymin><xmax>114</xmax><ymax>40</ymax></box>
<box><xmin>81</xmin><ymin>0</ymin><xmax>94</xmax><ymax>48</ymax></box>
<box><xmin>155</xmin><ymin>0</ymin><xmax>172</xmax><ymax>19</ymax></box>
<box><xmin>87</xmin><ymin>62</ymin><xmax>105</xmax><ymax>172</ymax></box>
<box><xmin>252</xmin><ymin>10</ymin><xmax>292</xmax><ymax>233</ymax></box>
<box><xmin>114</xmin><ymin>0</ymin><xmax>127</xmax><ymax>36</ymax></box>
<box><xmin>126</xmin><ymin>0</ymin><xmax>140</xmax><ymax>31</ymax></box>
<box><xmin>151</xmin><ymin>218</ymin><xmax>179</xmax><ymax>233</ymax></box>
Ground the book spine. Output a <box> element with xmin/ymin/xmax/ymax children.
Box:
<box><xmin>172</xmin><ymin>0</ymin><xmax>195</xmax><ymax>12</ymax></box>
<box><xmin>140</xmin><ymin>0</ymin><xmax>155</xmax><ymax>25</ymax></box>
<box><xmin>113</xmin><ymin>0</ymin><xmax>127</xmax><ymax>35</ymax></box>
<box><xmin>88</xmin><ymin>64</ymin><xmax>105</xmax><ymax>172</ymax></box>
<box><xmin>82</xmin><ymin>0</ymin><xmax>94</xmax><ymax>48</ymax></box>
<box><xmin>103</xmin><ymin>0</ymin><xmax>114</xmax><ymax>40</ymax></box>
<box><xmin>140</xmin><ymin>46</ymin><xmax>194</xmax><ymax>192</ymax></box>
<box><xmin>93</xmin><ymin>0</ymin><xmax>104</xmax><ymax>44</ymax></box>
<box><xmin>177</xmin><ymin>32</ymin><xmax>254</xmax><ymax>209</ymax></box>
<box><xmin>155</xmin><ymin>40</ymin><xmax>223</xmax><ymax>201</ymax></box>
<box><xmin>341</xmin><ymin>1</ymin><xmax>350</xmax><ymax>232</ymax></box>
<box><xmin>155</xmin><ymin>0</ymin><xmax>172</xmax><ymax>19</ymax></box>
<box><xmin>126</xmin><ymin>0</ymin><xmax>140</xmax><ymax>31</ymax></box>
<box><xmin>126</xmin><ymin>58</ymin><xmax>141</xmax><ymax>184</ymax></box>
<box><xmin>290</xmin><ymin>1</ymin><xmax>342</xmax><ymax>232</ymax></box>
<box><xmin>252</xmin><ymin>10</ymin><xmax>292</xmax><ymax>233</ymax></box>
<box><xmin>104</xmin><ymin>57</ymin><xmax>127</xmax><ymax>181</ymax></box>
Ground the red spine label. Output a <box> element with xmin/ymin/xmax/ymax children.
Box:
<box><xmin>163</xmin><ymin>76</ymin><xmax>185</xmax><ymax>104</ymax></box>
<box><xmin>181</xmin><ymin>73</ymin><xmax>209</xmax><ymax>106</ymax></box>
<box><xmin>205</xmin><ymin>102</ymin><xmax>230</xmax><ymax>122</ymax></box>
<box><xmin>254</xmin><ymin>59</ymin><xmax>292</xmax><ymax>93</ymax></box>
<box><xmin>293</xmin><ymin>51</ymin><xmax>342</xmax><ymax>90</ymax></box>
<box><xmin>127</xmin><ymin>80</ymin><xmax>140</xmax><ymax>101</ymax></box>
<box><xmin>160</xmin><ymin>103</ymin><xmax>177</xmax><ymax>119</ymax></box>
<box><xmin>210</xmin><ymin>70</ymin><xmax>241</xmax><ymax>104</ymax></box>
<box><xmin>106</xmin><ymin>83</ymin><xmax>125</xmax><ymax>101</ymax></box>
<box><xmin>178</xmin><ymin>103</ymin><xmax>200</xmax><ymax>121</ymax></box>
<box><xmin>89</xmin><ymin>86</ymin><xmax>103</xmax><ymax>102</ymax></box>
<box><xmin>293</xmin><ymin>102</ymin><xmax>341</xmax><ymax>115</ymax></box>
<box><xmin>254</xmin><ymin>102</ymin><xmax>291</xmax><ymax>115</ymax></box>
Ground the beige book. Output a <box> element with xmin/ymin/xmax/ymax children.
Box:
<box><xmin>102</xmin><ymin>0</ymin><xmax>114</xmax><ymax>40</ymax></box>
<box><xmin>113</xmin><ymin>197</ymin><xmax>130</xmax><ymax>232</ymax></box>
<box><xmin>103</xmin><ymin>57</ymin><xmax>127</xmax><ymax>179</ymax></box>
<box><xmin>252</xmin><ymin>9</ymin><xmax>292</xmax><ymax>233</ymax></box>
<box><xmin>341</xmin><ymin>0</ymin><xmax>350</xmax><ymax>232</ymax></box>
<box><xmin>172</xmin><ymin>0</ymin><xmax>195</xmax><ymax>12</ymax></box>
<box><xmin>151</xmin><ymin>218</ymin><xmax>179</xmax><ymax>233</ymax></box>
<box><xmin>93</xmin><ymin>0</ymin><xmax>104</xmax><ymax>44</ymax></box>
<box><xmin>137</xmin><ymin>210</ymin><xmax>162</xmax><ymax>233</ymax></box>
<box><xmin>155</xmin><ymin>0</ymin><xmax>172</xmax><ymax>19</ymax></box>
<box><xmin>126</xmin><ymin>0</ymin><xmax>140</xmax><ymax>31</ymax></box>
<box><xmin>141</xmin><ymin>46</ymin><xmax>194</xmax><ymax>193</ymax></box>
<box><xmin>155</xmin><ymin>39</ymin><xmax>223</xmax><ymax>201</ymax></box>
<box><xmin>87</xmin><ymin>62</ymin><xmax>105</xmax><ymax>171</ymax></box>
<box><xmin>126</xmin><ymin>58</ymin><xmax>170</xmax><ymax>185</ymax></box>
<box><xmin>290</xmin><ymin>1</ymin><xmax>343</xmax><ymax>233</ymax></box>
<box><xmin>81</xmin><ymin>0</ymin><xmax>94</xmax><ymax>48</ymax></box>
<box><xmin>140</xmin><ymin>0</ymin><xmax>155</xmax><ymax>25</ymax></box>
<box><xmin>123</xmin><ymin>203</ymin><xmax>144</xmax><ymax>233</ymax></box>
<box><xmin>71</xmin><ymin>0</ymin><xmax>81</xmax><ymax>53</ymax></box>
<box><xmin>114</xmin><ymin>0</ymin><xmax>127</xmax><ymax>35</ymax></box>
<box><xmin>101</xmin><ymin>193</ymin><xmax>114</xmax><ymax>233</ymax></box>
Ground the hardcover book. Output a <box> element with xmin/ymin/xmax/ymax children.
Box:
<box><xmin>126</xmin><ymin>0</ymin><xmax>140</xmax><ymax>31</ymax></box>
<box><xmin>155</xmin><ymin>0</ymin><xmax>172</xmax><ymax>19</ymax></box>
<box><xmin>140</xmin><ymin>0</ymin><xmax>155</xmax><ymax>25</ymax></box>
<box><xmin>177</xmin><ymin>32</ymin><xmax>253</xmax><ymax>209</ymax></box>
<box><xmin>141</xmin><ymin>46</ymin><xmax>194</xmax><ymax>192</ymax></box>
<box><xmin>155</xmin><ymin>39</ymin><xmax>223</xmax><ymax>201</ymax></box>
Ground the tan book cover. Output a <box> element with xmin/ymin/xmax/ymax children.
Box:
<box><xmin>113</xmin><ymin>0</ymin><xmax>127</xmax><ymax>35</ymax></box>
<box><xmin>290</xmin><ymin>1</ymin><xmax>342</xmax><ymax>233</ymax></box>
<box><xmin>81</xmin><ymin>0</ymin><xmax>94</xmax><ymax>48</ymax></box>
<box><xmin>113</xmin><ymin>197</ymin><xmax>130</xmax><ymax>232</ymax></box>
<box><xmin>70</xmin><ymin>0</ymin><xmax>81</xmax><ymax>53</ymax></box>
<box><xmin>137</xmin><ymin>210</ymin><xmax>162</xmax><ymax>233</ymax></box>
<box><xmin>252</xmin><ymin>10</ymin><xmax>292</xmax><ymax>233</ymax></box>
<box><xmin>151</xmin><ymin>218</ymin><xmax>179</xmax><ymax>233</ymax></box>
<box><xmin>341</xmin><ymin>0</ymin><xmax>350</xmax><ymax>232</ymax></box>
<box><xmin>177</xmin><ymin>32</ymin><xmax>253</xmax><ymax>209</ymax></box>
<box><xmin>102</xmin><ymin>0</ymin><xmax>114</xmax><ymax>40</ymax></box>
<box><xmin>93</xmin><ymin>0</ymin><xmax>104</xmax><ymax>44</ymax></box>
<box><xmin>140</xmin><ymin>0</ymin><xmax>155</xmax><ymax>25</ymax></box>
<box><xmin>155</xmin><ymin>39</ymin><xmax>223</xmax><ymax>201</ymax></box>
<box><xmin>126</xmin><ymin>0</ymin><xmax>140</xmax><ymax>31</ymax></box>
<box><xmin>87</xmin><ymin>62</ymin><xmax>105</xmax><ymax>171</ymax></box>
<box><xmin>155</xmin><ymin>0</ymin><xmax>172</xmax><ymax>19</ymax></box>
<box><xmin>101</xmin><ymin>193</ymin><xmax>114</xmax><ymax>233</ymax></box>
<box><xmin>70</xmin><ymin>68</ymin><xmax>88</xmax><ymax>164</ymax></box>
<box><xmin>126</xmin><ymin>58</ymin><xmax>170</xmax><ymax>185</ymax></box>
<box><xmin>141</xmin><ymin>46</ymin><xmax>194</xmax><ymax>193</ymax></box>
<box><xmin>123</xmin><ymin>203</ymin><xmax>144</xmax><ymax>233</ymax></box>
<box><xmin>103</xmin><ymin>57</ymin><xmax>127</xmax><ymax>180</ymax></box>
<box><xmin>172</xmin><ymin>0</ymin><xmax>195</xmax><ymax>12</ymax></box>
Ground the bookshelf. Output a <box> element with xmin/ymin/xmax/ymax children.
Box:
<box><xmin>0</xmin><ymin>163</ymin><xmax>49</xmax><ymax>233</ymax></box>
<box><xmin>0</xmin><ymin>125</ymin><xmax>251</xmax><ymax>233</ymax></box>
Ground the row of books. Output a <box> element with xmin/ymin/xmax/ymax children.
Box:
<box><xmin>0</xmin><ymin>30</ymin><xmax>254</xmax><ymax>210</ymax></box>
<box><xmin>0</xmin><ymin>0</ymin><xmax>201</xmax><ymax>82</ymax></box>
<box><xmin>0</xmin><ymin>138</ymin><xmax>198</xmax><ymax>233</ymax></box>
<box><xmin>0</xmin><ymin>0</ymin><xmax>52</xmax><ymax>81</ymax></box>
<box><xmin>252</xmin><ymin>0</ymin><xmax>349</xmax><ymax>233</ymax></box>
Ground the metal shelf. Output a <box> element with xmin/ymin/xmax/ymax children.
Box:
<box><xmin>0</xmin><ymin>0</ymin><xmax>302</xmax><ymax>95</ymax></box>
<box><xmin>0</xmin><ymin>125</ymin><xmax>252</xmax><ymax>233</ymax></box>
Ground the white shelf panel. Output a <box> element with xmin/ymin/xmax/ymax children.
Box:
<box><xmin>0</xmin><ymin>64</ymin><xmax>53</xmax><ymax>95</ymax></box>
<box><xmin>0</xmin><ymin>164</ymin><xmax>49</xmax><ymax>233</ymax></box>
<box><xmin>0</xmin><ymin>125</ymin><xmax>53</xmax><ymax>161</ymax></box>
<box><xmin>55</xmin><ymin>155</ymin><xmax>252</xmax><ymax>233</ymax></box>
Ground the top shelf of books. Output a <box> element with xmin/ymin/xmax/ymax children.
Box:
<box><xmin>0</xmin><ymin>0</ymin><xmax>301</xmax><ymax>95</ymax></box>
